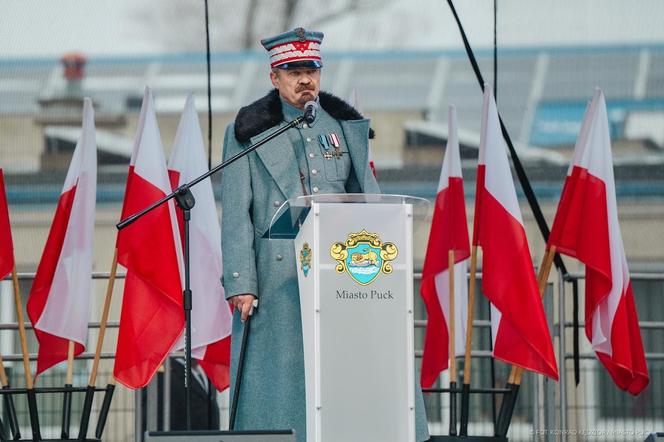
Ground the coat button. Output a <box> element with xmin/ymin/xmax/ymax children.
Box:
<box><xmin>276</xmin><ymin>254</ymin><xmax>283</xmax><ymax>261</ymax></box>
<box><xmin>312</xmin><ymin>186</ymin><xmax>319</xmax><ymax>193</ymax></box>
<box><xmin>303</xmin><ymin>123</ymin><xmax>309</xmax><ymax>129</ymax></box>
<box><xmin>274</xmin><ymin>200</ymin><xmax>281</xmax><ymax>207</ymax></box>
<box><xmin>308</xmin><ymin>153</ymin><xmax>315</xmax><ymax>159</ymax></box>
<box><xmin>232</xmin><ymin>272</ymin><xmax>240</xmax><ymax>278</ymax></box>
<box><xmin>311</xmin><ymin>169</ymin><xmax>318</xmax><ymax>175</ymax></box>
<box><xmin>306</xmin><ymin>137</ymin><xmax>312</xmax><ymax>142</ymax></box>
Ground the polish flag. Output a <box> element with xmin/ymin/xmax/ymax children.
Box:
<box><xmin>474</xmin><ymin>86</ymin><xmax>558</xmax><ymax>379</ymax></box>
<box><xmin>548</xmin><ymin>88</ymin><xmax>648</xmax><ymax>394</ymax></box>
<box><xmin>420</xmin><ymin>106</ymin><xmax>470</xmax><ymax>388</ymax></box>
<box><xmin>168</xmin><ymin>94</ymin><xmax>232</xmax><ymax>392</ymax></box>
<box><xmin>114</xmin><ymin>88</ymin><xmax>185</xmax><ymax>388</ymax></box>
<box><xmin>27</xmin><ymin>98</ymin><xmax>97</xmax><ymax>377</ymax></box>
<box><xmin>0</xmin><ymin>169</ymin><xmax>14</xmax><ymax>280</ymax></box>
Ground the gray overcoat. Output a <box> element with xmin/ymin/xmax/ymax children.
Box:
<box><xmin>220</xmin><ymin>90</ymin><xmax>429</xmax><ymax>441</ymax></box>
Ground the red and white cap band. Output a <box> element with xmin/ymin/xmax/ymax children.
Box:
<box><xmin>268</xmin><ymin>41</ymin><xmax>321</xmax><ymax>68</ymax></box>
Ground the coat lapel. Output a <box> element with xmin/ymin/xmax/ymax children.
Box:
<box><xmin>251</xmin><ymin>123</ymin><xmax>302</xmax><ymax>199</ymax></box>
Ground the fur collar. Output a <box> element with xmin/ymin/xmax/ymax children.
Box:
<box><xmin>234</xmin><ymin>89</ymin><xmax>375</xmax><ymax>143</ymax></box>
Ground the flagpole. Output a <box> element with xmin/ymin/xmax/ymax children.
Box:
<box><xmin>90</xmin><ymin>250</ymin><xmax>118</xmax><ymax>386</ymax></box>
<box><xmin>448</xmin><ymin>250</ymin><xmax>458</xmax><ymax>436</ymax></box>
<box><xmin>495</xmin><ymin>365</ymin><xmax>518</xmax><ymax>437</ymax></box>
<box><xmin>61</xmin><ymin>340</ymin><xmax>75</xmax><ymax>438</ymax></box>
<box><xmin>95</xmin><ymin>376</ymin><xmax>116</xmax><ymax>440</ymax></box>
<box><xmin>11</xmin><ymin>265</ymin><xmax>41</xmax><ymax>439</ymax></box>
<box><xmin>79</xmin><ymin>249</ymin><xmax>119</xmax><ymax>439</ymax></box>
<box><xmin>0</xmin><ymin>353</ymin><xmax>21</xmax><ymax>439</ymax></box>
<box><xmin>11</xmin><ymin>266</ymin><xmax>32</xmax><ymax>387</ymax></box>
<box><xmin>0</xmin><ymin>354</ymin><xmax>8</xmax><ymax>390</ymax></box>
<box><xmin>459</xmin><ymin>245</ymin><xmax>478</xmax><ymax>436</ymax></box>
<box><xmin>495</xmin><ymin>246</ymin><xmax>557</xmax><ymax>436</ymax></box>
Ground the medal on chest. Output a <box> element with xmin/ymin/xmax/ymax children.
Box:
<box><xmin>319</xmin><ymin>132</ymin><xmax>342</xmax><ymax>159</ymax></box>
<box><xmin>318</xmin><ymin>134</ymin><xmax>333</xmax><ymax>159</ymax></box>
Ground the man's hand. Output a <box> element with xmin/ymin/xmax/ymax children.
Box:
<box><xmin>229</xmin><ymin>294</ymin><xmax>257</xmax><ymax>322</ymax></box>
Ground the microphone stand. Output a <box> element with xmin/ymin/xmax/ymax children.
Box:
<box><xmin>117</xmin><ymin>114</ymin><xmax>307</xmax><ymax>429</ymax></box>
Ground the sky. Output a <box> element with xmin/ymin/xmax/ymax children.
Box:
<box><xmin>2</xmin><ymin>0</ymin><xmax>664</xmax><ymax>58</ymax></box>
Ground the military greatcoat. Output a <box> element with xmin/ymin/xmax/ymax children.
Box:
<box><xmin>220</xmin><ymin>89</ymin><xmax>429</xmax><ymax>441</ymax></box>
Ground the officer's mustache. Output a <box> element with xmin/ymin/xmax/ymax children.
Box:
<box><xmin>296</xmin><ymin>85</ymin><xmax>315</xmax><ymax>93</ymax></box>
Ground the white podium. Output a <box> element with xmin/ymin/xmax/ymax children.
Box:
<box><xmin>268</xmin><ymin>194</ymin><xmax>429</xmax><ymax>442</ymax></box>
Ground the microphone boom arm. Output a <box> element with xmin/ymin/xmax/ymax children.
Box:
<box><xmin>117</xmin><ymin>115</ymin><xmax>306</xmax><ymax>230</ymax></box>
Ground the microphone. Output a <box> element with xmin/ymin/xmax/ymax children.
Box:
<box><xmin>304</xmin><ymin>101</ymin><xmax>318</xmax><ymax>124</ymax></box>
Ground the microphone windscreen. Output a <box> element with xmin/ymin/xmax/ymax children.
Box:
<box><xmin>304</xmin><ymin>101</ymin><xmax>318</xmax><ymax>124</ymax></box>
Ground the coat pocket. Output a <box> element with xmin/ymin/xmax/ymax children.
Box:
<box><xmin>320</xmin><ymin>143</ymin><xmax>350</xmax><ymax>182</ymax></box>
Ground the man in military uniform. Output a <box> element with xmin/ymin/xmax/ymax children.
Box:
<box><xmin>220</xmin><ymin>28</ymin><xmax>429</xmax><ymax>441</ymax></box>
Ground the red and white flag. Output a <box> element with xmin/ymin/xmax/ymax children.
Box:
<box><xmin>114</xmin><ymin>88</ymin><xmax>185</xmax><ymax>388</ymax></box>
<box><xmin>168</xmin><ymin>94</ymin><xmax>232</xmax><ymax>392</ymax></box>
<box><xmin>548</xmin><ymin>88</ymin><xmax>648</xmax><ymax>394</ymax></box>
<box><xmin>27</xmin><ymin>98</ymin><xmax>97</xmax><ymax>377</ymax></box>
<box><xmin>420</xmin><ymin>106</ymin><xmax>470</xmax><ymax>388</ymax></box>
<box><xmin>0</xmin><ymin>169</ymin><xmax>14</xmax><ymax>280</ymax></box>
<box><xmin>474</xmin><ymin>86</ymin><xmax>558</xmax><ymax>379</ymax></box>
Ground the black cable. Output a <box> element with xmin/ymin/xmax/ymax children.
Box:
<box><xmin>490</xmin><ymin>2</ymin><xmax>498</xmax><ymax>431</ymax></box>
<box><xmin>445</xmin><ymin>0</ymin><xmax>568</xmax><ymax>277</ymax></box>
<box><xmin>572</xmin><ymin>279</ymin><xmax>580</xmax><ymax>385</ymax></box>
<box><xmin>493</xmin><ymin>0</ymin><xmax>497</xmax><ymax>100</ymax></box>
<box><xmin>204</xmin><ymin>0</ymin><xmax>213</xmax><ymax>170</ymax></box>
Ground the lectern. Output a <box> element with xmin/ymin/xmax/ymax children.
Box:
<box><xmin>268</xmin><ymin>194</ymin><xmax>429</xmax><ymax>442</ymax></box>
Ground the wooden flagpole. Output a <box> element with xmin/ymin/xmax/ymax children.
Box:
<box><xmin>65</xmin><ymin>342</ymin><xmax>75</xmax><ymax>384</ymax></box>
<box><xmin>11</xmin><ymin>265</ymin><xmax>41</xmax><ymax>439</ymax></box>
<box><xmin>0</xmin><ymin>355</ymin><xmax>9</xmax><ymax>388</ymax></box>
<box><xmin>89</xmin><ymin>249</ymin><xmax>118</xmax><ymax>388</ymax></box>
<box><xmin>0</xmin><ymin>354</ymin><xmax>9</xmax><ymax>390</ymax></box>
<box><xmin>459</xmin><ymin>245</ymin><xmax>478</xmax><ymax>436</ymax></box>
<box><xmin>61</xmin><ymin>340</ymin><xmax>75</xmax><ymax>438</ymax></box>
<box><xmin>94</xmin><ymin>250</ymin><xmax>120</xmax><ymax>439</ymax></box>
<box><xmin>11</xmin><ymin>265</ymin><xmax>32</xmax><ymax>388</ymax></box>
<box><xmin>78</xmin><ymin>248</ymin><xmax>119</xmax><ymax>440</ymax></box>
<box><xmin>448</xmin><ymin>250</ymin><xmax>458</xmax><ymax>435</ymax></box>
<box><xmin>495</xmin><ymin>246</ymin><xmax>557</xmax><ymax>436</ymax></box>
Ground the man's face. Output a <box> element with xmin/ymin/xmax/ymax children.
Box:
<box><xmin>270</xmin><ymin>67</ymin><xmax>321</xmax><ymax>109</ymax></box>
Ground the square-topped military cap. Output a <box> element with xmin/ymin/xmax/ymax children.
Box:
<box><xmin>261</xmin><ymin>27</ymin><xmax>324</xmax><ymax>69</ymax></box>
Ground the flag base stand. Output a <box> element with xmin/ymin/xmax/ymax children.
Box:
<box><xmin>423</xmin><ymin>386</ymin><xmax>513</xmax><ymax>440</ymax></box>
<box><xmin>20</xmin><ymin>439</ymin><xmax>101</xmax><ymax>441</ymax></box>
<box><xmin>0</xmin><ymin>385</ymin><xmax>113</xmax><ymax>441</ymax></box>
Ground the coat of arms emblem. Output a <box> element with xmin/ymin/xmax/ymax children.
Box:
<box><xmin>300</xmin><ymin>243</ymin><xmax>312</xmax><ymax>277</ymax></box>
<box><xmin>330</xmin><ymin>230</ymin><xmax>398</xmax><ymax>285</ymax></box>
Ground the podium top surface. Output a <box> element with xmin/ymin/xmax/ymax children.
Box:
<box><xmin>266</xmin><ymin>193</ymin><xmax>431</xmax><ymax>239</ymax></box>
